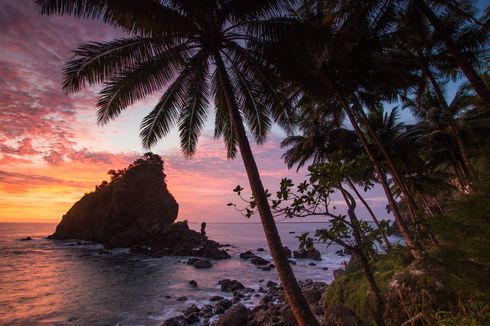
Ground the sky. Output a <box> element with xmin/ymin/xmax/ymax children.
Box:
<box><xmin>0</xmin><ymin>1</ymin><xmax>412</xmax><ymax>224</ymax></box>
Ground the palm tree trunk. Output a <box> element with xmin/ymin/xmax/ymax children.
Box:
<box><xmin>339</xmin><ymin>187</ymin><xmax>385</xmax><ymax>326</ymax></box>
<box><xmin>214</xmin><ymin>53</ymin><xmax>319</xmax><ymax>326</ymax></box>
<box><xmin>332</xmin><ymin>86</ymin><xmax>425</xmax><ymax>260</ymax></box>
<box><xmin>346</xmin><ymin>177</ymin><xmax>392</xmax><ymax>250</ymax></box>
<box><xmin>412</xmin><ymin>0</ymin><xmax>490</xmax><ymax>107</ymax></box>
<box><xmin>422</xmin><ymin>63</ymin><xmax>476</xmax><ymax>182</ymax></box>
<box><xmin>353</xmin><ymin>100</ymin><xmax>421</xmax><ymax>225</ymax></box>
<box><xmin>420</xmin><ymin>193</ymin><xmax>435</xmax><ymax>217</ymax></box>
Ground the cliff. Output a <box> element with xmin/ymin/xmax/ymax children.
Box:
<box><xmin>50</xmin><ymin>153</ymin><xmax>179</xmax><ymax>247</ymax></box>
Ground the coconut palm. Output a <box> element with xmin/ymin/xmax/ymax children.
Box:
<box><xmin>34</xmin><ymin>1</ymin><xmax>319</xmax><ymax>324</ymax></box>
<box><xmin>406</xmin><ymin>0</ymin><xmax>490</xmax><ymax>106</ymax></box>
<box><xmin>262</xmin><ymin>0</ymin><xmax>426</xmax><ymax>259</ymax></box>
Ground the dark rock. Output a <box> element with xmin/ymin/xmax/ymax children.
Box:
<box><xmin>288</xmin><ymin>259</ymin><xmax>297</xmax><ymax>265</ymax></box>
<box><xmin>302</xmin><ymin>285</ymin><xmax>323</xmax><ymax>305</ymax></box>
<box><xmin>184</xmin><ymin>312</ymin><xmax>199</xmax><ymax>324</ymax></box>
<box><xmin>213</xmin><ymin>299</ymin><xmax>232</xmax><ymax>315</ymax></box>
<box><xmin>266</xmin><ymin>280</ymin><xmax>277</xmax><ymax>288</ymax></box>
<box><xmin>323</xmin><ymin>304</ymin><xmax>360</xmax><ymax>326</ymax></box>
<box><xmin>321</xmin><ymin>267</ymin><xmax>329</xmax><ymax>271</ymax></box>
<box><xmin>161</xmin><ymin>315</ymin><xmax>187</xmax><ymax>326</ymax></box>
<box><xmin>293</xmin><ymin>248</ymin><xmax>322</xmax><ymax>261</ymax></box>
<box><xmin>97</xmin><ymin>250</ymin><xmax>112</xmax><ymax>255</ymax></box>
<box><xmin>215</xmin><ymin>304</ymin><xmax>249</xmax><ymax>326</ymax></box>
<box><xmin>187</xmin><ymin>258</ymin><xmax>213</xmax><ymax>269</ymax></box>
<box><xmin>309</xmin><ymin>262</ymin><xmax>317</xmax><ymax>266</ymax></box>
<box><xmin>165</xmin><ymin>295</ymin><xmax>171</xmax><ymax>299</ymax></box>
<box><xmin>176</xmin><ymin>296</ymin><xmax>188</xmax><ymax>302</ymax></box>
<box><xmin>129</xmin><ymin>244</ymin><xmax>151</xmax><ymax>254</ymax></box>
<box><xmin>239</xmin><ymin>250</ymin><xmax>256</xmax><ymax>260</ymax></box>
<box><xmin>188</xmin><ymin>280</ymin><xmax>198</xmax><ymax>288</ymax></box>
<box><xmin>251</xmin><ymin>256</ymin><xmax>270</xmax><ymax>266</ymax></box>
<box><xmin>289</xmin><ymin>231</ymin><xmax>295</xmax><ymax>234</ymax></box>
<box><xmin>48</xmin><ymin>154</ymin><xmax>230</xmax><ymax>260</ymax></box>
<box><xmin>257</xmin><ymin>248</ymin><xmax>265</xmax><ymax>252</ymax></box>
<box><xmin>283</xmin><ymin>247</ymin><xmax>292</xmax><ymax>258</ymax></box>
<box><xmin>333</xmin><ymin>269</ymin><xmax>345</xmax><ymax>279</ymax></box>
<box><xmin>209</xmin><ymin>295</ymin><xmax>224</xmax><ymax>301</ymax></box>
<box><xmin>183</xmin><ymin>304</ymin><xmax>200</xmax><ymax>316</ymax></box>
<box><xmin>20</xmin><ymin>236</ymin><xmax>32</xmax><ymax>241</ymax></box>
<box><xmin>279</xmin><ymin>304</ymin><xmax>296</xmax><ymax>326</ymax></box>
<box><xmin>259</xmin><ymin>266</ymin><xmax>272</xmax><ymax>271</ymax></box>
<box><xmin>50</xmin><ymin>154</ymin><xmax>178</xmax><ymax>245</ymax></box>
<box><xmin>335</xmin><ymin>249</ymin><xmax>345</xmax><ymax>257</ymax></box>
<box><xmin>218</xmin><ymin>279</ymin><xmax>245</xmax><ymax>292</ymax></box>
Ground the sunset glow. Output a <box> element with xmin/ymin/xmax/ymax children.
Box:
<box><xmin>0</xmin><ymin>1</ymin><xmax>387</xmax><ymax>223</ymax></box>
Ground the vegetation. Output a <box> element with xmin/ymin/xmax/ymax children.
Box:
<box><xmin>36</xmin><ymin>0</ymin><xmax>489</xmax><ymax>325</ymax></box>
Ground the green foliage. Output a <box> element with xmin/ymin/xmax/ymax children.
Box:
<box><xmin>324</xmin><ymin>246</ymin><xmax>414</xmax><ymax>324</ymax></box>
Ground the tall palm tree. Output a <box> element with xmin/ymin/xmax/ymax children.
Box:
<box><xmin>265</xmin><ymin>1</ymin><xmax>427</xmax><ymax>259</ymax></box>
<box><xmin>408</xmin><ymin>0</ymin><xmax>490</xmax><ymax>106</ymax></box>
<box><xmin>35</xmin><ymin>1</ymin><xmax>318</xmax><ymax>324</ymax></box>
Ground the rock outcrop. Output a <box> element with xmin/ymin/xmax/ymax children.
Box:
<box><xmin>49</xmin><ymin>153</ymin><xmax>229</xmax><ymax>259</ymax></box>
<box><xmin>50</xmin><ymin>153</ymin><xmax>178</xmax><ymax>246</ymax></box>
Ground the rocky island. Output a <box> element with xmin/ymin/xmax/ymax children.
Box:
<box><xmin>49</xmin><ymin>152</ymin><xmax>229</xmax><ymax>260</ymax></box>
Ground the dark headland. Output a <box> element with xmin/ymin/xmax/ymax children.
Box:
<box><xmin>49</xmin><ymin>152</ymin><xmax>229</xmax><ymax>260</ymax></box>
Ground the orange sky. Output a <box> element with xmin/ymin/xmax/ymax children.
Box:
<box><xmin>0</xmin><ymin>1</ymin><xmax>389</xmax><ymax>224</ymax></box>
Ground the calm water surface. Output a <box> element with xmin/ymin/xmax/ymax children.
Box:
<box><xmin>0</xmin><ymin>222</ymin><xmax>348</xmax><ymax>325</ymax></box>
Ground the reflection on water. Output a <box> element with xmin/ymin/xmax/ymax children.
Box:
<box><xmin>0</xmin><ymin>222</ymin><xmax>347</xmax><ymax>325</ymax></box>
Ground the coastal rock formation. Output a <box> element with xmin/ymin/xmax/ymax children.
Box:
<box><xmin>50</xmin><ymin>153</ymin><xmax>178</xmax><ymax>245</ymax></box>
<box><xmin>49</xmin><ymin>153</ymin><xmax>229</xmax><ymax>260</ymax></box>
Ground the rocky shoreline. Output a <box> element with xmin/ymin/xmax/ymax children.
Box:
<box><xmin>161</xmin><ymin>247</ymin><xmax>352</xmax><ymax>326</ymax></box>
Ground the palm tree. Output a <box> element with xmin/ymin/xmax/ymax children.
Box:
<box><xmin>266</xmin><ymin>1</ymin><xmax>427</xmax><ymax>259</ymax></box>
<box><xmin>35</xmin><ymin>1</ymin><xmax>318</xmax><ymax>324</ymax></box>
<box><xmin>408</xmin><ymin>0</ymin><xmax>490</xmax><ymax>106</ymax></box>
<box><xmin>281</xmin><ymin>104</ymin><xmax>392</xmax><ymax>249</ymax></box>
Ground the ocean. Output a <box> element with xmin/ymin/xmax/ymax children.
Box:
<box><xmin>0</xmin><ymin>222</ymin><xmax>348</xmax><ymax>325</ymax></box>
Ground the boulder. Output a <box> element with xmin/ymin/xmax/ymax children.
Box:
<box><xmin>215</xmin><ymin>304</ymin><xmax>249</xmax><ymax>326</ymax></box>
<box><xmin>293</xmin><ymin>248</ymin><xmax>322</xmax><ymax>261</ymax></box>
<box><xmin>239</xmin><ymin>250</ymin><xmax>256</xmax><ymax>260</ymax></box>
<box><xmin>188</xmin><ymin>280</ymin><xmax>198</xmax><ymax>288</ymax></box>
<box><xmin>20</xmin><ymin>236</ymin><xmax>32</xmax><ymax>241</ymax></box>
<box><xmin>187</xmin><ymin>258</ymin><xmax>213</xmax><ymax>269</ymax></box>
<box><xmin>161</xmin><ymin>315</ymin><xmax>187</xmax><ymax>326</ymax></box>
<box><xmin>218</xmin><ymin>279</ymin><xmax>245</xmax><ymax>292</ymax></box>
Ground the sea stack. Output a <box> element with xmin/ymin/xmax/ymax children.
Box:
<box><xmin>49</xmin><ymin>153</ymin><xmax>178</xmax><ymax>247</ymax></box>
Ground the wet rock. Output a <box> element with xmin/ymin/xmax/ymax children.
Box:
<box><xmin>188</xmin><ymin>280</ymin><xmax>198</xmax><ymax>288</ymax></box>
<box><xmin>218</xmin><ymin>279</ymin><xmax>245</xmax><ymax>292</ymax></box>
<box><xmin>215</xmin><ymin>304</ymin><xmax>249</xmax><ymax>326</ymax></box>
<box><xmin>130</xmin><ymin>245</ymin><xmax>151</xmax><ymax>254</ymax></box>
<box><xmin>20</xmin><ymin>236</ymin><xmax>32</xmax><ymax>241</ymax></box>
<box><xmin>176</xmin><ymin>296</ymin><xmax>188</xmax><ymax>302</ymax></box>
<box><xmin>184</xmin><ymin>312</ymin><xmax>199</xmax><ymax>324</ymax></box>
<box><xmin>283</xmin><ymin>247</ymin><xmax>292</xmax><ymax>258</ymax></box>
<box><xmin>186</xmin><ymin>258</ymin><xmax>213</xmax><ymax>269</ymax></box>
<box><xmin>257</xmin><ymin>247</ymin><xmax>265</xmax><ymax>252</ymax></box>
<box><xmin>213</xmin><ymin>299</ymin><xmax>232</xmax><ymax>315</ymax></box>
<box><xmin>323</xmin><ymin>304</ymin><xmax>360</xmax><ymax>326</ymax></box>
<box><xmin>250</xmin><ymin>256</ymin><xmax>270</xmax><ymax>266</ymax></box>
<box><xmin>293</xmin><ymin>248</ymin><xmax>322</xmax><ymax>261</ymax></box>
<box><xmin>183</xmin><ymin>304</ymin><xmax>200</xmax><ymax>316</ymax></box>
<box><xmin>161</xmin><ymin>315</ymin><xmax>187</xmax><ymax>326</ymax></box>
<box><xmin>239</xmin><ymin>250</ymin><xmax>256</xmax><ymax>260</ymax></box>
<box><xmin>321</xmin><ymin>267</ymin><xmax>329</xmax><ymax>271</ymax></box>
<box><xmin>209</xmin><ymin>295</ymin><xmax>223</xmax><ymax>301</ymax></box>
<box><xmin>288</xmin><ymin>259</ymin><xmax>297</xmax><ymax>265</ymax></box>
<box><xmin>259</xmin><ymin>266</ymin><xmax>272</xmax><ymax>271</ymax></box>
<box><xmin>289</xmin><ymin>231</ymin><xmax>295</xmax><ymax>234</ymax></box>
<box><xmin>266</xmin><ymin>280</ymin><xmax>277</xmax><ymax>288</ymax></box>
<box><xmin>309</xmin><ymin>262</ymin><xmax>317</xmax><ymax>266</ymax></box>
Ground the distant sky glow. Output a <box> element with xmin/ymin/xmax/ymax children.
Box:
<box><xmin>0</xmin><ymin>0</ymin><xmax>425</xmax><ymax>224</ymax></box>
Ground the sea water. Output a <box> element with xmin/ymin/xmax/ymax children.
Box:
<box><xmin>0</xmin><ymin>222</ymin><xmax>348</xmax><ymax>325</ymax></box>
